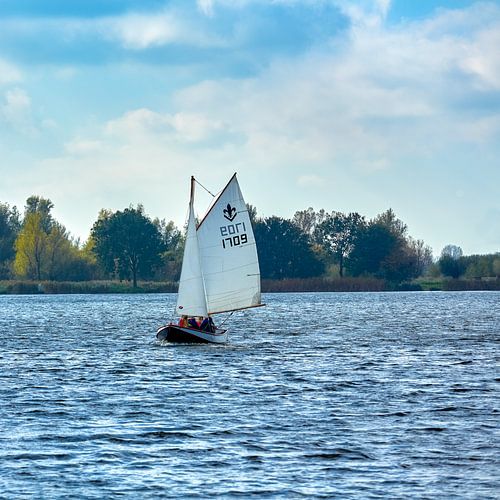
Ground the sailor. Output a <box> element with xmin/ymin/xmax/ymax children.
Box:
<box><xmin>178</xmin><ymin>315</ymin><xmax>188</xmax><ymax>328</ymax></box>
<box><xmin>200</xmin><ymin>316</ymin><xmax>215</xmax><ymax>332</ymax></box>
<box><xmin>188</xmin><ymin>317</ymin><xmax>200</xmax><ymax>329</ymax></box>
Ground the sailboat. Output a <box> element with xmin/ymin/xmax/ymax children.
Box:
<box><xmin>156</xmin><ymin>173</ymin><xmax>262</xmax><ymax>343</ymax></box>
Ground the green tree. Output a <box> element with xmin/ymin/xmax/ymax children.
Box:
<box><xmin>46</xmin><ymin>222</ymin><xmax>70</xmax><ymax>280</ymax></box>
<box><xmin>464</xmin><ymin>255</ymin><xmax>489</xmax><ymax>279</ymax></box>
<box><xmin>80</xmin><ymin>237</ymin><xmax>105</xmax><ymax>280</ymax></box>
<box><xmin>493</xmin><ymin>257</ymin><xmax>500</xmax><ymax>278</ymax></box>
<box><xmin>254</xmin><ymin>216</ymin><xmax>324</xmax><ymax>279</ymax></box>
<box><xmin>154</xmin><ymin>218</ymin><xmax>184</xmax><ymax>281</ymax></box>
<box><xmin>246</xmin><ymin>204</ymin><xmax>258</xmax><ymax>226</ymax></box>
<box><xmin>45</xmin><ymin>223</ymin><xmax>93</xmax><ymax>281</ymax></box>
<box><xmin>24</xmin><ymin>196</ymin><xmax>54</xmax><ymax>232</ymax></box>
<box><xmin>346</xmin><ymin>209</ymin><xmax>421</xmax><ymax>283</ymax></box>
<box><xmin>441</xmin><ymin>244</ymin><xmax>463</xmax><ymax>260</ymax></box>
<box><xmin>91</xmin><ymin>205</ymin><xmax>164</xmax><ymax>287</ymax></box>
<box><xmin>0</xmin><ymin>202</ymin><xmax>21</xmax><ymax>278</ymax></box>
<box><xmin>408</xmin><ymin>237</ymin><xmax>434</xmax><ymax>276</ymax></box>
<box><xmin>346</xmin><ymin>223</ymin><xmax>397</xmax><ymax>277</ymax></box>
<box><xmin>292</xmin><ymin>207</ymin><xmax>326</xmax><ymax>237</ymax></box>
<box><xmin>438</xmin><ymin>245</ymin><xmax>465</xmax><ymax>279</ymax></box>
<box><xmin>373</xmin><ymin>208</ymin><xmax>407</xmax><ymax>239</ymax></box>
<box><xmin>314</xmin><ymin>211</ymin><xmax>365</xmax><ymax>277</ymax></box>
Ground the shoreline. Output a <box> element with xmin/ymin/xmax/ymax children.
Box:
<box><xmin>1</xmin><ymin>278</ymin><xmax>498</xmax><ymax>295</ymax></box>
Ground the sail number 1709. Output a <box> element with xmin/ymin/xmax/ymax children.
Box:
<box><xmin>220</xmin><ymin>222</ymin><xmax>247</xmax><ymax>249</ymax></box>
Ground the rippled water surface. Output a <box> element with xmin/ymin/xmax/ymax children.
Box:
<box><xmin>0</xmin><ymin>292</ymin><xmax>498</xmax><ymax>498</ymax></box>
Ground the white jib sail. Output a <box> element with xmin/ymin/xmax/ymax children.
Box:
<box><xmin>175</xmin><ymin>200</ymin><xmax>208</xmax><ymax>317</ymax></box>
<box><xmin>196</xmin><ymin>174</ymin><xmax>261</xmax><ymax>314</ymax></box>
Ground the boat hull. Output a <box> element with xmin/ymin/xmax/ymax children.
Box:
<box><xmin>156</xmin><ymin>324</ymin><xmax>228</xmax><ymax>344</ymax></box>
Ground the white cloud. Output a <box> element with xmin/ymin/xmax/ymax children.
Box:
<box><xmin>459</xmin><ymin>27</ymin><xmax>500</xmax><ymax>90</ymax></box>
<box><xmin>105</xmin><ymin>108</ymin><xmax>172</xmax><ymax>137</ymax></box>
<box><xmin>47</xmin><ymin>1</ymin><xmax>500</xmax><ymax>203</ymax></box>
<box><xmin>0</xmin><ymin>59</ymin><xmax>22</xmax><ymax>84</ymax></box>
<box><xmin>19</xmin><ymin>1</ymin><xmax>499</xmax><ymax>253</ymax></box>
<box><xmin>39</xmin><ymin>1</ymin><xmax>499</xmax><ymax>182</ymax></box>
<box><xmin>105</xmin><ymin>108</ymin><xmax>225</xmax><ymax>144</ymax></box>
<box><xmin>105</xmin><ymin>12</ymin><xmax>182</xmax><ymax>49</ymax></box>
<box><xmin>334</xmin><ymin>0</ymin><xmax>391</xmax><ymax>28</ymax></box>
<box><xmin>182</xmin><ymin>2</ymin><xmax>500</xmax><ymax>159</ymax></box>
<box><xmin>1</xmin><ymin>87</ymin><xmax>35</xmax><ymax>134</ymax></box>
<box><xmin>0</xmin><ymin>9</ymin><xmax>225</xmax><ymax>52</ymax></box>
<box><xmin>172</xmin><ymin>112</ymin><xmax>225</xmax><ymax>142</ymax></box>
<box><xmin>197</xmin><ymin>0</ymin><xmax>214</xmax><ymax>17</ymax></box>
<box><xmin>65</xmin><ymin>139</ymin><xmax>104</xmax><ymax>155</ymax></box>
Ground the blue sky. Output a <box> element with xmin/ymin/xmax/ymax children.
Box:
<box><xmin>0</xmin><ymin>0</ymin><xmax>499</xmax><ymax>255</ymax></box>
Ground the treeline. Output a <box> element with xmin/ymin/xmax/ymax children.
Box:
<box><xmin>0</xmin><ymin>197</ymin><xmax>499</xmax><ymax>289</ymax></box>
<box><xmin>0</xmin><ymin>197</ymin><xmax>182</xmax><ymax>285</ymax></box>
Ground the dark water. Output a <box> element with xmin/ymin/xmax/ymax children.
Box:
<box><xmin>0</xmin><ymin>292</ymin><xmax>498</xmax><ymax>499</ymax></box>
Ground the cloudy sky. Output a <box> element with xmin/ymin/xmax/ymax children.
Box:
<box><xmin>0</xmin><ymin>0</ymin><xmax>499</xmax><ymax>255</ymax></box>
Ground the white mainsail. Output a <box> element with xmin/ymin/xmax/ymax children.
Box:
<box><xmin>175</xmin><ymin>180</ymin><xmax>208</xmax><ymax>317</ymax></box>
<box><xmin>197</xmin><ymin>174</ymin><xmax>261</xmax><ymax>314</ymax></box>
<box><xmin>176</xmin><ymin>173</ymin><xmax>261</xmax><ymax>318</ymax></box>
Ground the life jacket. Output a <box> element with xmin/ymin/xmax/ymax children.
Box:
<box><xmin>188</xmin><ymin>317</ymin><xmax>200</xmax><ymax>329</ymax></box>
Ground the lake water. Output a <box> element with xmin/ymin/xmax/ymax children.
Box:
<box><xmin>0</xmin><ymin>292</ymin><xmax>498</xmax><ymax>498</ymax></box>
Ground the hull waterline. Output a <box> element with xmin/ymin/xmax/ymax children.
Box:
<box><xmin>156</xmin><ymin>324</ymin><xmax>228</xmax><ymax>344</ymax></box>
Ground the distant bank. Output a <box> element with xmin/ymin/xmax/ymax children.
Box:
<box><xmin>1</xmin><ymin>278</ymin><xmax>499</xmax><ymax>295</ymax></box>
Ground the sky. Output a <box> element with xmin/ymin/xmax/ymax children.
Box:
<box><xmin>0</xmin><ymin>0</ymin><xmax>499</xmax><ymax>256</ymax></box>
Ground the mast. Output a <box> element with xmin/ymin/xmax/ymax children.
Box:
<box><xmin>190</xmin><ymin>175</ymin><xmax>195</xmax><ymax>207</ymax></box>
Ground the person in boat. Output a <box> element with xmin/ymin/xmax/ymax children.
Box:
<box><xmin>200</xmin><ymin>316</ymin><xmax>215</xmax><ymax>333</ymax></box>
<box><xmin>178</xmin><ymin>315</ymin><xmax>188</xmax><ymax>328</ymax></box>
<box><xmin>188</xmin><ymin>316</ymin><xmax>200</xmax><ymax>329</ymax></box>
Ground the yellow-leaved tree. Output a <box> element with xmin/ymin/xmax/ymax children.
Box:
<box><xmin>14</xmin><ymin>212</ymin><xmax>48</xmax><ymax>280</ymax></box>
<box><xmin>13</xmin><ymin>196</ymin><xmax>96</xmax><ymax>281</ymax></box>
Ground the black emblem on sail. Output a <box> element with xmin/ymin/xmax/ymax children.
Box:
<box><xmin>223</xmin><ymin>203</ymin><xmax>237</xmax><ymax>221</ymax></box>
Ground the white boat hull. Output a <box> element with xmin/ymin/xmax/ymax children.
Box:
<box><xmin>156</xmin><ymin>324</ymin><xmax>228</xmax><ymax>344</ymax></box>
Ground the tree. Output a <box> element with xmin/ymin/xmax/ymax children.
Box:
<box><xmin>254</xmin><ymin>216</ymin><xmax>324</xmax><ymax>279</ymax></box>
<box><xmin>441</xmin><ymin>244</ymin><xmax>463</xmax><ymax>260</ymax></box>
<box><xmin>314</xmin><ymin>211</ymin><xmax>364</xmax><ymax>277</ymax></box>
<box><xmin>91</xmin><ymin>205</ymin><xmax>164</xmax><ymax>287</ymax></box>
<box><xmin>346</xmin><ymin>209</ymin><xmax>421</xmax><ymax>283</ymax></box>
<box><xmin>246</xmin><ymin>204</ymin><xmax>258</xmax><ymax>226</ymax></box>
<box><xmin>292</xmin><ymin>207</ymin><xmax>326</xmax><ymax>237</ymax></box>
<box><xmin>379</xmin><ymin>241</ymin><xmax>419</xmax><ymax>283</ymax></box>
<box><xmin>156</xmin><ymin>219</ymin><xmax>182</xmax><ymax>251</ymax></box>
<box><xmin>24</xmin><ymin>196</ymin><xmax>54</xmax><ymax>233</ymax></box>
<box><xmin>408</xmin><ymin>238</ymin><xmax>434</xmax><ymax>276</ymax></box>
<box><xmin>44</xmin><ymin>222</ymin><xmax>94</xmax><ymax>281</ymax></box>
<box><xmin>154</xmin><ymin>218</ymin><xmax>184</xmax><ymax>281</ymax></box>
<box><xmin>373</xmin><ymin>208</ymin><xmax>407</xmax><ymax>239</ymax></box>
<box><xmin>13</xmin><ymin>197</ymin><xmax>88</xmax><ymax>281</ymax></box>
<box><xmin>346</xmin><ymin>222</ymin><xmax>397</xmax><ymax>278</ymax></box>
<box><xmin>493</xmin><ymin>257</ymin><xmax>500</xmax><ymax>278</ymax></box>
<box><xmin>438</xmin><ymin>245</ymin><xmax>465</xmax><ymax>279</ymax></box>
<box><xmin>14</xmin><ymin>212</ymin><xmax>48</xmax><ymax>280</ymax></box>
<box><xmin>0</xmin><ymin>202</ymin><xmax>21</xmax><ymax>278</ymax></box>
<box><xmin>46</xmin><ymin>222</ymin><xmax>70</xmax><ymax>280</ymax></box>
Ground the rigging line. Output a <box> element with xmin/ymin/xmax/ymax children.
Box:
<box><xmin>218</xmin><ymin>311</ymin><xmax>234</xmax><ymax>328</ymax></box>
<box><xmin>194</xmin><ymin>179</ymin><xmax>216</xmax><ymax>198</ymax></box>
